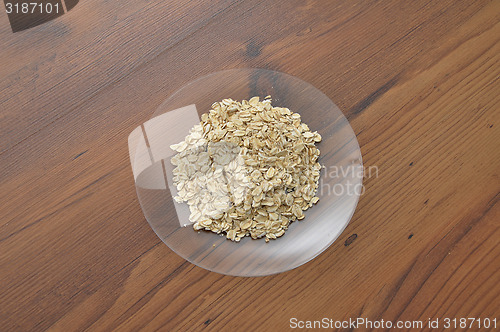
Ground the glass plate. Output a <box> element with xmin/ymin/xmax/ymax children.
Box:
<box><xmin>128</xmin><ymin>68</ymin><xmax>363</xmax><ymax>276</ymax></box>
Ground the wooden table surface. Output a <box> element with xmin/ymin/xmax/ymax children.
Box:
<box><xmin>1</xmin><ymin>0</ymin><xmax>499</xmax><ymax>331</ymax></box>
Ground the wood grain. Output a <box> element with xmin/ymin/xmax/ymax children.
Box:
<box><xmin>0</xmin><ymin>0</ymin><xmax>498</xmax><ymax>330</ymax></box>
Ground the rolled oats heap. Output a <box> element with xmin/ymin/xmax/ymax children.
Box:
<box><xmin>170</xmin><ymin>96</ymin><xmax>322</xmax><ymax>242</ymax></box>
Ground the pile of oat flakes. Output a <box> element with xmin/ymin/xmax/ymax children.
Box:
<box><xmin>170</xmin><ymin>96</ymin><xmax>321</xmax><ymax>242</ymax></box>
